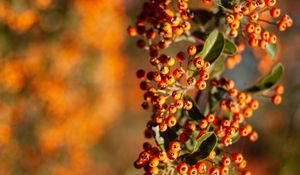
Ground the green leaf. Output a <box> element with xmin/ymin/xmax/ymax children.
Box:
<box><xmin>245</xmin><ymin>63</ymin><xmax>284</xmax><ymax>93</ymax></box>
<box><xmin>190</xmin><ymin>9</ymin><xmax>214</xmax><ymax>25</ymax></box>
<box><xmin>153</xmin><ymin>126</ymin><xmax>165</xmax><ymax>151</ymax></box>
<box><xmin>208</xmin><ymin>55</ymin><xmax>225</xmax><ymax>78</ymax></box>
<box><xmin>196</xmin><ymin>30</ymin><xmax>225</xmax><ymax>63</ymax></box>
<box><xmin>185</xmin><ymin>133</ymin><xmax>218</xmax><ymax>165</ymax></box>
<box><xmin>231</xmin><ymin>133</ymin><xmax>240</xmax><ymax>144</ymax></box>
<box><xmin>266</xmin><ymin>44</ymin><xmax>277</xmax><ymax>59</ymax></box>
<box><xmin>192</xmin><ymin>132</ymin><xmax>214</xmax><ymax>153</ymax></box>
<box><xmin>184</xmin><ymin>96</ymin><xmax>205</xmax><ymax>120</ymax></box>
<box><xmin>153</xmin><ymin>126</ymin><xmax>178</xmax><ymax>151</ymax></box>
<box><xmin>224</xmin><ymin>39</ymin><xmax>237</xmax><ymax>55</ymax></box>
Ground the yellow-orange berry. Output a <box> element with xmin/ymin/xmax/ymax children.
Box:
<box><xmin>149</xmin><ymin>157</ymin><xmax>159</xmax><ymax>167</ymax></box>
<box><xmin>187</xmin><ymin>45</ymin><xmax>197</xmax><ymax>56</ymax></box>
<box><xmin>277</xmin><ymin>21</ymin><xmax>287</xmax><ymax>32</ymax></box>
<box><xmin>196</xmin><ymin>162</ymin><xmax>207</xmax><ymax>173</ymax></box>
<box><xmin>166</xmin><ymin>115</ymin><xmax>177</xmax><ymax>127</ymax></box>
<box><xmin>222</xmin><ymin>157</ymin><xmax>231</xmax><ymax>166</ymax></box>
<box><xmin>169</xmin><ymin>141</ymin><xmax>181</xmax><ymax>151</ymax></box>
<box><xmin>274</xmin><ymin>84</ymin><xmax>284</xmax><ymax>94</ymax></box>
<box><xmin>232</xmin><ymin>152</ymin><xmax>244</xmax><ymax>164</ymax></box>
<box><xmin>187</xmin><ymin>166</ymin><xmax>198</xmax><ymax>175</ymax></box>
<box><xmin>206</xmin><ymin>113</ymin><xmax>215</xmax><ymax>123</ymax></box>
<box><xmin>272</xmin><ymin>95</ymin><xmax>282</xmax><ymax>105</ymax></box>
<box><xmin>196</xmin><ymin>80</ymin><xmax>207</xmax><ymax>90</ymax></box>
<box><xmin>238</xmin><ymin>159</ymin><xmax>247</xmax><ymax>169</ymax></box>
<box><xmin>270</xmin><ymin>7</ymin><xmax>281</xmax><ymax>18</ymax></box>
<box><xmin>167</xmin><ymin>149</ymin><xmax>178</xmax><ymax>160</ymax></box>
<box><xmin>177</xmin><ymin>162</ymin><xmax>189</xmax><ymax>174</ymax></box>
<box><xmin>193</xmin><ymin>57</ymin><xmax>204</xmax><ymax>68</ymax></box>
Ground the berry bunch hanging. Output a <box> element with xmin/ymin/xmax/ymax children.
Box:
<box><xmin>128</xmin><ymin>0</ymin><xmax>291</xmax><ymax>174</ymax></box>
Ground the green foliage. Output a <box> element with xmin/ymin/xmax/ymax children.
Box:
<box><xmin>184</xmin><ymin>96</ymin><xmax>205</xmax><ymax>120</ymax></box>
<box><xmin>245</xmin><ymin>63</ymin><xmax>284</xmax><ymax>93</ymax></box>
<box><xmin>266</xmin><ymin>44</ymin><xmax>277</xmax><ymax>59</ymax></box>
<box><xmin>224</xmin><ymin>39</ymin><xmax>238</xmax><ymax>55</ymax></box>
<box><xmin>184</xmin><ymin>133</ymin><xmax>217</xmax><ymax>165</ymax></box>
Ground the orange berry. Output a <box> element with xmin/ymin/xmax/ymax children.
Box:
<box><xmin>184</xmin><ymin>100</ymin><xmax>193</xmax><ymax>110</ymax></box>
<box><xmin>248</xmin><ymin>37</ymin><xmax>258</xmax><ymax>47</ymax></box>
<box><xmin>166</xmin><ymin>115</ymin><xmax>177</xmax><ymax>127</ymax></box>
<box><xmin>208</xmin><ymin>150</ymin><xmax>216</xmax><ymax>160</ymax></box>
<box><xmin>187</xmin><ymin>166</ymin><xmax>198</xmax><ymax>175</ymax></box>
<box><xmin>268</xmin><ymin>34</ymin><xmax>277</xmax><ymax>44</ymax></box>
<box><xmin>238</xmin><ymin>159</ymin><xmax>247</xmax><ymax>169</ymax></box>
<box><xmin>196</xmin><ymin>80</ymin><xmax>207</xmax><ymax>90</ymax></box>
<box><xmin>248</xmin><ymin>99</ymin><xmax>259</xmax><ymax>110</ymax></box>
<box><xmin>259</xmin><ymin>40</ymin><xmax>268</xmax><ymax>49</ymax></box>
<box><xmin>187</xmin><ymin>77</ymin><xmax>197</xmax><ymax>86</ymax></box>
<box><xmin>158</xmin><ymin>151</ymin><xmax>167</xmax><ymax>162</ymax></box>
<box><xmin>167</xmin><ymin>149</ymin><xmax>178</xmax><ymax>160</ymax></box>
<box><xmin>187</xmin><ymin>45</ymin><xmax>197</xmax><ymax>56</ymax></box>
<box><xmin>185</xmin><ymin>123</ymin><xmax>197</xmax><ymax>134</ymax></box>
<box><xmin>254</xmin><ymin>25</ymin><xmax>262</xmax><ymax>34</ymax></box>
<box><xmin>226</xmin><ymin>15</ymin><xmax>235</xmax><ymax>24</ymax></box>
<box><xmin>245</xmin><ymin>23</ymin><xmax>255</xmax><ymax>33</ymax></box>
<box><xmin>230</xmin><ymin>29</ymin><xmax>238</xmax><ymax>38</ymax></box>
<box><xmin>193</xmin><ymin>57</ymin><xmax>204</xmax><ymax>68</ymax></box>
<box><xmin>274</xmin><ymin>84</ymin><xmax>284</xmax><ymax>94</ymax></box>
<box><xmin>232</xmin><ymin>152</ymin><xmax>244</xmax><ymax>164</ymax></box>
<box><xmin>233</xmin><ymin>4</ymin><xmax>242</xmax><ymax>13</ymax></box>
<box><xmin>249</xmin><ymin>12</ymin><xmax>259</xmax><ymax>22</ymax></box>
<box><xmin>230</xmin><ymin>20</ymin><xmax>240</xmax><ymax>30</ymax></box>
<box><xmin>277</xmin><ymin>21</ymin><xmax>287</xmax><ymax>32</ymax></box>
<box><xmin>206</xmin><ymin>113</ymin><xmax>215</xmax><ymax>123</ymax></box>
<box><xmin>220</xmin><ymin>166</ymin><xmax>229</xmax><ymax>175</ymax></box>
<box><xmin>127</xmin><ymin>26</ymin><xmax>137</xmax><ymax>36</ymax></box>
<box><xmin>149</xmin><ymin>157</ymin><xmax>160</xmax><ymax>167</ymax></box>
<box><xmin>221</xmin><ymin>157</ymin><xmax>231</xmax><ymax>166</ymax></box>
<box><xmin>249</xmin><ymin>131</ymin><xmax>259</xmax><ymax>142</ymax></box>
<box><xmin>261</xmin><ymin>31</ymin><xmax>270</xmax><ymax>41</ymax></box>
<box><xmin>198</xmin><ymin>119</ymin><xmax>208</xmax><ymax>129</ymax></box>
<box><xmin>272</xmin><ymin>95</ymin><xmax>282</xmax><ymax>105</ymax></box>
<box><xmin>172</xmin><ymin>90</ymin><xmax>182</xmax><ymax>100</ymax></box>
<box><xmin>195</xmin><ymin>162</ymin><xmax>207</xmax><ymax>173</ymax></box>
<box><xmin>169</xmin><ymin>141</ymin><xmax>181</xmax><ymax>151</ymax></box>
<box><xmin>209</xmin><ymin>167</ymin><xmax>220</xmax><ymax>175</ymax></box>
<box><xmin>177</xmin><ymin>162</ymin><xmax>189</xmax><ymax>174</ymax></box>
<box><xmin>265</xmin><ymin>0</ymin><xmax>276</xmax><ymax>6</ymax></box>
<box><xmin>148</xmin><ymin>166</ymin><xmax>159</xmax><ymax>174</ymax></box>
<box><xmin>270</xmin><ymin>7</ymin><xmax>281</xmax><ymax>18</ymax></box>
<box><xmin>222</xmin><ymin>135</ymin><xmax>232</xmax><ymax>146</ymax></box>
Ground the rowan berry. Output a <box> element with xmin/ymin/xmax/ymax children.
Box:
<box><xmin>187</xmin><ymin>45</ymin><xmax>197</xmax><ymax>56</ymax></box>
<box><xmin>185</xmin><ymin>123</ymin><xmax>197</xmax><ymax>134</ymax></box>
<box><xmin>177</xmin><ymin>162</ymin><xmax>189</xmax><ymax>174</ymax></box>
<box><xmin>270</xmin><ymin>7</ymin><xmax>281</xmax><ymax>18</ymax></box>
<box><xmin>210</xmin><ymin>167</ymin><xmax>220</xmax><ymax>175</ymax></box>
<box><xmin>230</xmin><ymin>20</ymin><xmax>240</xmax><ymax>30</ymax></box>
<box><xmin>249</xmin><ymin>131</ymin><xmax>259</xmax><ymax>142</ymax></box>
<box><xmin>272</xmin><ymin>94</ymin><xmax>282</xmax><ymax>105</ymax></box>
<box><xmin>232</xmin><ymin>152</ymin><xmax>244</xmax><ymax>164</ymax></box>
<box><xmin>220</xmin><ymin>166</ymin><xmax>229</xmax><ymax>175</ymax></box>
<box><xmin>254</xmin><ymin>25</ymin><xmax>262</xmax><ymax>34</ymax></box>
<box><xmin>136</xmin><ymin>69</ymin><xmax>146</xmax><ymax>79</ymax></box>
<box><xmin>196</xmin><ymin>80</ymin><xmax>207</xmax><ymax>90</ymax></box>
<box><xmin>238</xmin><ymin>159</ymin><xmax>247</xmax><ymax>169</ymax></box>
<box><xmin>175</xmin><ymin>99</ymin><xmax>184</xmax><ymax>109</ymax></box>
<box><xmin>249</xmin><ymin>12</ymin><xmax>259</xmax><ymax>22</ymax></box>
<box><xmin>226</xmin><ymin>15</ymin><xmax>235</xmax><ymax>24</ymax></box>
<box><xmin>166</xmin><ymin>115</ymin><xmax>177</xmax><ymax>127</ymax></box>
<box><xmin>139</xmin><ymin>151</ymin><xmax>151</xmax><ymax>161</ymax></box>
<box><xmin>221</xmin><ymin>157</ymin><xmax>231</xmax><ymax>166</ymax></box>
<box><xmin>222</xmin><ymin>135</ymin><xmax>232</xmax><ymax>146</ymax></box>
<box><xmin>245</xmin><ymin>24</ymin><xmax>255</xmax><ymax>33</ymax></box>
<box><xmin>268</xmin><ymin>34</ymin><xmax>277</xmax><ymax>44</ymax></box>
<box><xmin>159</xmin><ymin>123</ymin><xmax>168</xmax><ymax>132</ymax></box>
<box><xmin>149</xmin><ymin>157</ymin><xmax>159</xmax><ymax>167</ymax></box>
<box><xmin>169</xmin><ymin>141</ymin><xmax>181</xmax><ymax>151</ymax></box>
<box><xmin>229</xmin><ymin>88</ymin><xmax>238</xmax><ymax>97</ymax></box>
<box><xmin>265</xmin><ymin>0</ymin><xmax>276</xmax><ymax>6</ymax></box>
<box><xmin>127</xmin><ymin>26</ymin><xmax>137</xmax><ymax>36</ymax></box>
<box><xmin>195</xmin><ymin>161</ymin><xmax>207</xmax><ymax>173</ymax></box>
<box><xmin>184</xmin><ymin>100</ymin><xmax>193</xmax><ymax>110</ymax></box>
<box><xmin>158</xmin><ymin>151</ymin><xmax>167</xmax><ymax>162</ymax></box>
<box><xmin>259</xmin><ymin>40</ymin><xmax>268</xmax><ymax>49</ymax></box>
<box><xmin>167</xmin><ymin>149</ymin><xmax>178</xmax><ymax>160</ymax></box>
<box><xmin>206</xmin><ymin>113</ymin><xmax>215</xmax><ymax>123</ymax></box>
<box><xmin>274</xmin><ymin>84</ymin><xmax>284</xmax><ymax>94</ymax></box>
<box><xmin>172</xmin><ymin>90</ymin><xmax>182</xmax><ymax>100</ymax></box>
<box><xmin>187</xmin><ymin>77</ymin><xmax>197</xmax><ymax>86</ymax></box>
<box><xmin>248</xmin><ymin>99</ymin><xmax>259</xmax><ymax>110</ymax></box>
<box><xmin>148</xmin><ymin>166</ymin><xmax>159</xmax><ymax>174</ymax></box>
<box><xmin>193</xmin><ymin>57</ymin><xmax>204</xmax><ymax>68</ymax></box>
<box><xmin>277</xmin><ymin>21</ymin><xmax>287</xmax><ymax>32</ymax></box>
<box><xmin>199</xmin><ymin>119</ymin><xmax>208</xmax><ymax>129</ymax></box>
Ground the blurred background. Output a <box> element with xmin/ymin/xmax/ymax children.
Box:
<box><xmin>0</xmin><ymin>0</ymin><xmax>298</xmax><ymax>175</ymax></box>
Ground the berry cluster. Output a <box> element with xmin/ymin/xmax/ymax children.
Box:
<box><xmin>226</xmin><ymin>0</ymin><xmax>293</xmax><ymax>48</ymax></box>
<box><xmin>128</xmin><ymin>0</ymin><xmax>193</xmax><ymax>51</ymax></box>
<box><xmin>130</xmin><ymin>0</ymin><xmax>289</xmax><ymax>175</ymax></box>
